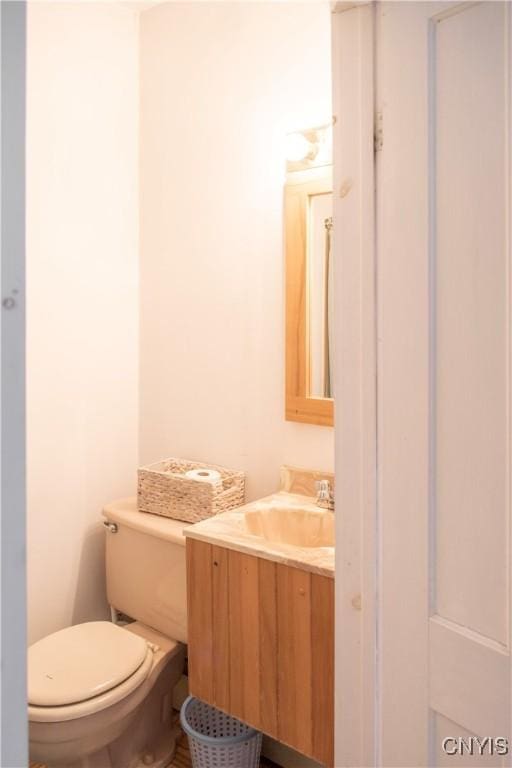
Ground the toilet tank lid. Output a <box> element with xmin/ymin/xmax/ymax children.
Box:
<box><xmin>28</xmin><ymin>621</ymin><xmax>149</xmax><ymax>707</ymax></box>
<box><xmin>102</xmin><ymin>497</ymin><xmax>189</xmax><ymax>545</ymax></box>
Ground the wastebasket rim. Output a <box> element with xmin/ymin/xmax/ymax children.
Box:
<box><xmin>180</xmin><ymin>696</ymin><xmax>261</xmax><ymax>746</ymax></box>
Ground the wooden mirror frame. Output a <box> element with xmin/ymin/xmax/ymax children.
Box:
<box><xmin>285</xmin><ymin>170</ymin><xmax>334</xmax><ymax>427</ymax></box>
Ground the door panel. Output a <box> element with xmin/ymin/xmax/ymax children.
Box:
<box><xmin>377</xmin><ymin>2</ymin><xmax>512</xmax><ymax>765</ymax></box>
<box><xmin>429</xmin><ymin>617</ymin><xmax>509</xmax><ymax>739</ymax></box>
<box><xmin>435</xmin><ymin>0</ymin><xmax>508</xmax><ymax>645</ymax></box>
<box><xmin>435</xmin><ymin>714</ymin><xmax>504</xmax><ymax>768</ymax></box>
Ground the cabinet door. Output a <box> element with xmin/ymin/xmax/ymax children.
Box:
<box><xmin>186</xmin><ymin>539</ymin><xmax>334</xmax><ymax>766</ymax></box>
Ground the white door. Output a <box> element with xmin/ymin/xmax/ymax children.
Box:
<box><xmin>376</xmin><ymin>2</ymin><xmax>512</xmax><ymax>766</ymax></box>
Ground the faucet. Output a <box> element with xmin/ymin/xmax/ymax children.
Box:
<box><xmin>316</xmin><ymin>479</ymin><xmax>334</xmax><ymax>511</ymax></box>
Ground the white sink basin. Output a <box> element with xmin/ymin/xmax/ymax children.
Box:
<box><xmin>244</xmin><ymin>505</ymin><xmax>334</xmax><ymax>548</ymax></box>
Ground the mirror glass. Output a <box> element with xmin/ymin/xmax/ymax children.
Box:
<box><xmin>308</xmin><ymin>191</ymin><xmax>333</xmax><ymax>398</ymax></box>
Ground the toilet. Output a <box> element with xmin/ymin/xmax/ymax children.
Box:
<box><xmin>28</xmin><ymin>498</ymin><xmax>189</xmax><ymax>768</ymax></box>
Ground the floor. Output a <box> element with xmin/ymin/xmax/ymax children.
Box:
<box><xmin>30</xmin><ymin>731</ymin><xmax>279</xmax><ymax>768</ymax></box>
<box><xmin>169</xmin><ymin>733</ymin><xmax>192</xmax><ymax>768</ymax></box>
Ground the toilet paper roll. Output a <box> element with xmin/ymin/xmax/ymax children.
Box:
<box><xmin>185</xmin><ymin>468</ymin><xmax>222</xmax><ymax>484</ymax></box>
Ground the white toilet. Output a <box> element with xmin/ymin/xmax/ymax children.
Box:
<box><xmin>28</xmin><ymin>498</ymin><xmax>189</xmax><ymax>768</ymax></box>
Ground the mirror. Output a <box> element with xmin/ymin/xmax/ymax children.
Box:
<box><xmin>285</xmin><ymin>166</ymin><xmax>334</xmax><ymax>427</ymax></box>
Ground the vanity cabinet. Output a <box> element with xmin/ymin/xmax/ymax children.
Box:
<box><xmin>186</xmin><ymin>539</ymin><xmax>334</xmax><ymax>767</ymax></box>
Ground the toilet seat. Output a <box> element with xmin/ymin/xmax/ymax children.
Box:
<box><xmin>28</xmin><ymin>621</ymin><xmax>154</xmax><ymax>723</ymax></box>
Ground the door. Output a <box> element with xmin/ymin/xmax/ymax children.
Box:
<box><xmin>376</xmin><ymin>2</ymin><xmax>512</xmax><ymax>766</ymax></box>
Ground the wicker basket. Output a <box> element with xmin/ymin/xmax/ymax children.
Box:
<box><xmin>137</xmin><ymin>457</ymin><xmax>245</xmax><ymax>523</ymax></box>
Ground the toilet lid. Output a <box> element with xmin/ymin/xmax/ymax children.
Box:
<box><xmin>28</xmin><ymin>621</ymin><xmax>149</xmax><ymax>706</ymax></box>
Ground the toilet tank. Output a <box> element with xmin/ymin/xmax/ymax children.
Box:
<box><xmin>102</xmin><ymin>498</ymin><xmax>188</xmax><ymax>643</ymax></box>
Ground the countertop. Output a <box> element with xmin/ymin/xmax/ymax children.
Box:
<box><xmin>185</xmin><ymin>490</ymin><xmax>334</xmax><ymax>579</ymax></box>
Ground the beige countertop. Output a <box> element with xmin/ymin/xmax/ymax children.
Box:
<box><xmin>185</xmin><ymin>489</ymin><xmax>335</xmax><ymax>579</ymax></box>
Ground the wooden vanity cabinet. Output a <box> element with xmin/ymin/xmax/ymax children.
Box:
<box><xmin>186</xmin><ymin>538</ymin><xmax>334</xmax><ymax>767</ymax></box>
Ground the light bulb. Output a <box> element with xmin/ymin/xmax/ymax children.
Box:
<box><xmin>285</xmin><ymin>132</ymin><xmax>312</xmax><ymax>163</ymax></box>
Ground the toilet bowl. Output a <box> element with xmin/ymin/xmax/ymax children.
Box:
<box><xmin>28</xmin><ymin>499</ymin><xmax>189</xmax><ymax>768</ymax></box>
<box><xmin>29</xmin><ymin>621</ymin><xmax>185</xmax><ymax>768</ymax></box>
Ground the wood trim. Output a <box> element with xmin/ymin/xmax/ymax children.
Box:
<box><xmin>285</xmin><ymin>172</ymin><xmax>334</xmax><ymax>427</ymax></box>
<box><xmin>285</xmin><ymin>394</ymin><xmax>333</xmax><ymax>426</ymax></box>
<box><xmin>186</xmin><ymin>539</ymin><xmax>334</xmax><ymax>766</ymax></box>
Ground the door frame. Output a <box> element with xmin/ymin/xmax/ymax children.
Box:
<box><xmin>332</xmin><ymin>3</ymin><xmax>377</xmax><ymax>767</ymax></box>
<box><xmin>1</xmin><ymin>2</ymin><xmax>28</xmax><ymax>765</ymax></box>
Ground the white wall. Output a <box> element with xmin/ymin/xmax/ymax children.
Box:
<box><xmin>139</xmin><ymin>2</ymin><xmax>334</xmax><ymax>501</ymax></box>
<box><xmin>26</xmin><ymin>1</ymin><xmax>333</xmax><ymax>645</ymax></box>
<box><xmin>26</xmin><ymin>2</ymin><xmax>139</xmax><ymax>644</ymax></box>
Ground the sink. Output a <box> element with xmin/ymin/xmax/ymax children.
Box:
<box><xmin>185</xmin><ymin>476</ymin><xmax>335</xmax><ymax>576</ymax></box>
<box><xmin>244</xmin><ymin>505</ymin><xmax>334</xmax><ymax>548</ymax></box>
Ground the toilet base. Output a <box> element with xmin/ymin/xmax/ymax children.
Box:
<box><xmin>53</xmin><ymin>719</ymin><xmax>180</xmax><ymax>768</ymax></box>
<box><xmin>30</xmin><ymin>627</ymin><xmax>186</xmax><ymax>768</ymax></box>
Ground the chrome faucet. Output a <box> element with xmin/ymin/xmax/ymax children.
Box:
<box><xmin>316</xmin><ymin>479</ymin><xmax>334</xmax><ymax>511</ymax></box>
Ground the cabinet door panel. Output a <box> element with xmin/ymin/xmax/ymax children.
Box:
<box><xmin>186</xmin><ymin>540</ymin><xmax>213</xmax><ymax>702</ymax></box>
<box><xmin>312</xmin><ymin>574</ymin><xmax>335</xmax><ymax>765</ymax></box>
<box><xmin>258</xmin><ymin>557</ymin><xmax>278</xmax><ymax>737</ymax></box>
<box><xmin>276</xmin><ymin>564</ymin><xmax>313</xmax><ymax>757</ymax></box>
<box><xmin>228</xmin><ymin>549</ymin><xmax>261</xmax><ymax>725</ymax></box>
<box><xmin>211</xmin><ymin>545</ymin><xmax>230</xmax><ymax>710</ymax></box>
